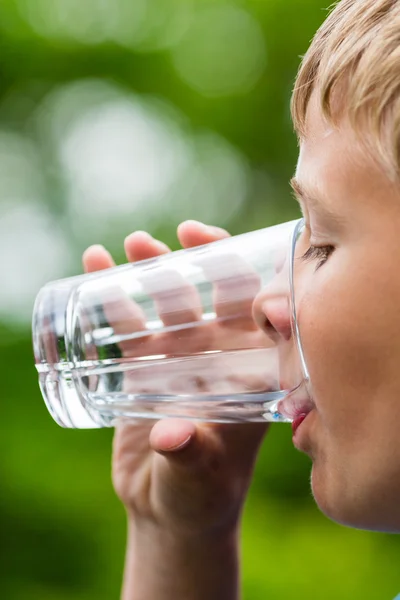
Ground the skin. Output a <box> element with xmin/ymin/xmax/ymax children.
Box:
<box><xmin>83</xmin><ymin>225</ymin><xmax>268</xmax><ymax>536</ymax></box>
<box><xmin>291</xmin><ymin>90</ymin><xmax>400</xmax><ymax>532</ymax></box>
<box><xmin>81</xmin><ymin>87</ymin><xmax>400</xmax><ymax>598</ymax></box>
<box><xmin>83</xmin><ymin>223</ymin><xmax>269</xmax><ymax>600</ymax></box>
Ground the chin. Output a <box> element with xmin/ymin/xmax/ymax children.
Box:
<box><xmin>310</xmin><ymin>464</ymin><xmax>372</xmax><ymax>530</ymax></box>
<box><xmin>310</xmin><ymin>465</ymin><xmax>400</xmax><ymax>533</ymax></box>
<box><xmin>310</xmin><ymin>466</ymin><xmax>341</xmax><ymax>522</ymax></box>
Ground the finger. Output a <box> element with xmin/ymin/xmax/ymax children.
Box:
<box><xmin>125</xmin><ymin>232</ymin><xmax>203</xmax><ymax>327</ymax></box>
<box><xmin>124</xmin><ymin>231</ymin><xmax>170</xmax><ymax>263</ymax></box>
<box><xmin>214</xmin><ymin>422</ymin><xmax>269</xmax><ymax>465</ymax></box>
<box><xmin>214</xmin><ymin>255</ymin><xmax>261</xmax><ymax>325</ymax></box>
<box><xmin>150</xmin><ymin>418</ymin><xmax>197</xmax><ymax>453</ymax></box>
<box><xmin>151</xmin><ymin>420</ymin><xmax>268</xmax><ymax>479</ymax></box>
<box><xmin>83</xmin><ymin>244</ymin><xmax>115</xmax><ymax>272</ymax></box>
<box><xmin>178</xmin><ymin>223</ymin><xmax>260</xmax><ymax>327</ymax></box>
<box><xmin>150</xmin><ymin>419</ymin><xmax>222</xmax><ymax>473</ymax></box>
<box><xmin>177</xmin><ymin>220</ymin><xmax>230</xmax><ymax>249</ymax></box>
<box><xmin>93</xmin><ymin>287</ymin><xmax>149</xmax><ymax>356</ymax></box>
<box><xmin>144</xmin><ymin>220</ymin><xmax>228</xmax><ymax>327</ymax></box>
<box><xmin>127</xmin><ymin>225</ymin><xmax>231</xmax><ymax>327</ymax></box>
<box><xmin>82</xmin><ymin>244</ymin><xmax>148</xmax><ymax>356</ymax></box>
<box><xmin>195</xmin><ymin>252</ymin><xmax>261</xmax><ymax>328</ymax></box>
<box><xmin>126</xmin><ymin>229</ymin><xmax>203</xmax><ymax>327</ymax></box>
<box><xmin>139</xmin><ymin>268</ymin><xmax>203</xmax><ymax>327</ymax></box>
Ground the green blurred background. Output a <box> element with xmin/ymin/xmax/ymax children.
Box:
<box><xmin>1</xmin><ymin>0</ymin><xmax>399</xmax><ymax>598</ymax></box>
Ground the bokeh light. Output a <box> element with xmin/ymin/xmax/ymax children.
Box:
<box><xmin>0</xmin><ymin>80</ymin><xmax>250</xmax><ymax>322</ymax></box>
<box><xmin>0</xmin><ymin>132</ymin><xmax>71</xmax><ymax>322</ymax></box>
<box><xmin>36</xmin><ymin>80</ymin><xmax>249</xmax><ymax>249</ymax></box>
<box><xmin>59</xmin><ymin>94</ymin><xmax>188</xmax><ymax>227</ymax></box>
<box><xmin>16</xmin><ymin>0</ymin><xmax>193</xmax><ymax>51</ymax></box>
<box><xmin>0</xmin><ymin>130</ymin><xmax>44</xmax><ymax>203</ymax></box>
<box><xmin>0</xmin><ymin>202</ymin><xmax>71</xmax><ymax>322</ymax></box>
<box><xmin>17</xmin><ymin>0</ymin><xmax>147</xmax><ymax>46</ymax></box>
<box><xmin>171</xmin><ymin>4</ymin><xmax>267</xmax><ymax>97</ymax></box>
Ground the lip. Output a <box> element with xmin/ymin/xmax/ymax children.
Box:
<box><xmin>291</xmin><ymin>408</ymin><xmax>315</xmax><ymax>454</ymax></box>
<box><xmin>277</xmin><ymin>386</ymin><xmax>315</xmax><ymax>436</ymax></box>
<box><xmin>277</xmin><ymin>390</ymin><xmax>314</xmax><ymax>420</ymax></box>
<box><xmin>291</xmin><ymin>409</ymin><xmax>315</xmax><ymax>437</ymax></box>
<box><xmin>291</xmin><ymin>413</ymin><xmax>308</xmax><ymax>435</ymax></box>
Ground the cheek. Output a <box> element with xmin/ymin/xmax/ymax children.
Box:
<box><xmin>296</xmin><ymin>261</ymin><xmax>397</xmax><ymax>428</ymax></box>
<box><xmin>296</xmin><ymin>265</ymin><xmax>400</xmax><ymax>527</ymax></box>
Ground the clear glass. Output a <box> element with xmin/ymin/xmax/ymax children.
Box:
<box><xmin>33</xmin><ymin>219</ymin><xmax>310</xmax><ymax>428</ymax></box>
<box><xmin>290</xmin><ymin>219</ymin><xmax>312</xmax><ymax>387</ymax></box>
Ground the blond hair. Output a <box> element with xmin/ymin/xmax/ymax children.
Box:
<box><xmin>291</xmin><ymin>0</ymin><xmax>400</xmax><ymax>179</ymax></box>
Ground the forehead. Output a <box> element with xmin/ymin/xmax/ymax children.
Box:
<box><xmin>294</xmin><ymin>91</ymin><xmax>399</xmax><ymax>214</ymax></box>
<box><xmin>296</xmin><ymin>92</ymin><xmax>359</xmax><ymax>186</ymax></box>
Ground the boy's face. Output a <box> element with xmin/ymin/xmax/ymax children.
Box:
<box><xmin>292</xmin><ymin>90</ymin><xmax>400</xmax><ymax>532</ymax></box>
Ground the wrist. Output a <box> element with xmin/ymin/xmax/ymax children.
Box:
<box><xmin>122</xmin><ymin>516</ymin><xmax>240</xmax><ymax>600</ymax></box>
<box><xmin>127</xmin><ymin>513</ymin><xmax>239</xmax><ymax>556</ymax></box>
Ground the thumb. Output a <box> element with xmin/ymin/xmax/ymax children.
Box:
<box><xmin>150</xmin><ymin>419</ymin><xmax>220</xmax><ymax>471</ymax></box>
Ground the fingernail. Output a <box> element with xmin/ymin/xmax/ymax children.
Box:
<box><xmin>182</xmin><ymin>220</ymin><xmax>209</xmax><ymax>231</ymax></box>
<box><xmin>83</xmin><ymin>244</ymin><xmax>112</xmax><ymax>259</ymax></box>
<box><xmin>208</xmin><ymin>225</ymin><xmax>229</xmax><ymax>236</ymax></box>
<box><xmin>127</xmin><ymin>231</ymin><xmax>169</xmax><ymax>252</ymax></box>
<box><xmin>88</xmin><ymin>244</ymin><xmax>106</xmax><ymax>251</ymax></box>
<box><xmin>153</xmin><ymin>238</ymin><xmax>170</xmax><ymax>252</ymax></box>
<box><xmin>190</xmin><ymin>221</ymin><xmax>228</xmax><ymax>235</ymax></box>
<box><xmin>84</xmin><ymin>244</ymin><xmax>107</xmax><ymax>254</ymax></box>
<box><xmin>196</xmin><ymin>221</ymin><xmax>211</xmax><ymax>232</ymax></box>
<box><xmin>166</xmin><ymin>434</ymin><xmax>192</xmax><ymax>452</ymax></box>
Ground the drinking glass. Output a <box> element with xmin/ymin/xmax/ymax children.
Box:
<box><xmin>33</xmin><ymin>218</ymin><xmax>310</xmax><ymax>427</ymax></box>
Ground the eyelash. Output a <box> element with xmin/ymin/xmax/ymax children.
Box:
<box><xmin>301</xmin><ymin>245</ymin><xmax>335</xmax><ymax>269</ymax></box>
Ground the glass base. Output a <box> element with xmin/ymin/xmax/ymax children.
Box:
<box><xmin>38</xmin><ymin>362</ymin><xmax>291</xmax><ymax>428</ymax></box>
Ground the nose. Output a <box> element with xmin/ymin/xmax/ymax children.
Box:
<box><xmin>252</xmin><ymin>258</ymin><xmax>292</xmax><ymax>343</ymax></box>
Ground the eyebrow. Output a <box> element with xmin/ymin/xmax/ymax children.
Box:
<box><xmin>289</xmin><ymin>177</ymin><xmax>343</xmax><ymax>224</ymax></box>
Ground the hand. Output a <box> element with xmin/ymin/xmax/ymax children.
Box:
<box><xmin>82</xmin><ymin>221</ymin><xmax>269</xmax><ymax>538</ymax></box>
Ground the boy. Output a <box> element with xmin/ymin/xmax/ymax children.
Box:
<box><xmin>83</xmin><ymin>1</ymin><xmax>400</xmax><ymax>597</ymax></box>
